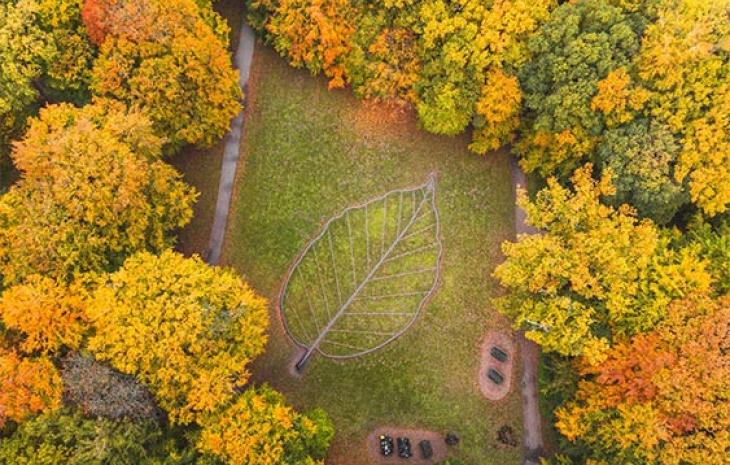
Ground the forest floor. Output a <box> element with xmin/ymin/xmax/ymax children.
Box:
<box><xmin>0</xmin><ymin>158</ymin><xmax>18</xmax><ymax>195</ymax></box>
<box><xmin>218</xmin><ymin>44</ymin><xmax>522</xmax><ymax>465</ymax></box>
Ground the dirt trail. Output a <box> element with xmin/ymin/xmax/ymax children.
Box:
<box><xmin>510</xmin><ymin>157</ymin><xmax>545</xmax><ymax>465</ymax></box>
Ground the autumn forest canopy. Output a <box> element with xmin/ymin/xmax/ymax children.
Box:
<box><xmin>0</xmin><ymin>1</ymin><xmax>332</xmax><ymax>464</ymax></box>
<box><xmin>0</xmin><ymin>0</ymin><xmax>728</xmax><ymax>464</ymax></box>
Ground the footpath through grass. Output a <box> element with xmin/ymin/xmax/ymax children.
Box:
<box><xmin>171</xmin><ymin>0</ymin><xmax>244</xmax><ymax>257</ymax></box>
<box><xmin>222</xmin><ymin>46</ymin><xmax>521</xmax><ymax>465</ymax></box>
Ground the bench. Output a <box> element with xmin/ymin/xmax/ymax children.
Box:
<box><xmin>490</xmin><ymin>345</ymin><xmax>508</xmax><ymax>362</ymax></box>
<box><xmin>487</xmin><ymin>367</ymin><xmax>504</xmax><ymax>385</ymax></box>
<box><xmin>418</xmin><ymin>440</ymin><xmax>433</xmax><ymax>459</ymax></box>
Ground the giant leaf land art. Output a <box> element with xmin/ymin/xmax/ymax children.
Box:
<box><xmin>281</xmin><ymin>175</ymin><xmax>443</xmax><ymax>371</ymax></box>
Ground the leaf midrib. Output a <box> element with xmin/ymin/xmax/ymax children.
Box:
<box><xmin>303</xmin><ymin>185</ymin><xmax>433</xmax><ymax>356</ymax></box>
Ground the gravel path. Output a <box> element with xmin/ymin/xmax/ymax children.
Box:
<box><xmin>509</xmin><ymin>157</ymin><xmax>545</xmax><ymax>465</ymax></box>
<box><xmin>205</xmin><ymin>21</ymin><xmax>255</xmax><ymax>265</ymax></box>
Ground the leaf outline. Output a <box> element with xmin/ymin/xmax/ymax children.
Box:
<box><xmin>279</xmin><ymin>174</ymin><xmax>443</xmax><ymax>370</ymax></box>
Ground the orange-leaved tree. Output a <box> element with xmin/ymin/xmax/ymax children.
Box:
<box><xmin>0</xmin><ymin>350</ymin><xmax>63</xmax><ymax>427</ymax></box>
<box><xmin>346</xmin><ymin>26</ymin><xmax>421</xmax><ymax>102</ymax></box>
<box><xmin>555</xmin><ymin>294</ymin><xmax>730</xmax><ymax>465</ymax></box>
<box><xmin>260</xmin><ymin>0</ymin><xmax>356</xmax><ymax>89</ymax></box>
<box><xmin>87</xmin><ymin>251</ymin><xmax>269</xmax><ymax>424</ymax></box>
<box><xmin>0</xmin><ymin>275</ymin><xmax>89</xmax><ymax>355</ymax></box>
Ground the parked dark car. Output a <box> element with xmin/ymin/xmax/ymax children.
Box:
<box><xmin>397</xmin><ymin>437</ymin><xmax>412</xmax><ymax>458</ymax></box>
<box><xmin>487</xmin><ymin>367</ymin><xmax>504</xmax><ymax>385</ymax></box>
<box><xmin>418</xmin><ymin>440</ymin><xmax>433</xmax><ymax>459</ymax></box>
<box><xmin>490</xmin><ymin>345</ymin><xmax>509</xmax><ymax>362</ymax></box>
<box><xmin>379</xmin><ymin>435</ymin><xmax>394</xmax><ymax>456</ymax></box>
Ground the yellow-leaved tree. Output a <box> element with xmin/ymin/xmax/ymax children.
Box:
<box><xmin>0</xmin><ymin>0</ymin><xmax>95</xmax><ymax>159</ymax></box>
<box><xmin>467</xmin><ymin>0</ymin><xmax>554</xmax><ymax>153</ymax></box>
<box><xmin>198</xmin><ymin>385</ymin><xmax>334</xmax><ymax>465</ymax></box>
<box><xmin>413</xmin><ymin>0</ymin><xmax>554</xmax><ymax>140</ymax></box>
<box><xmin>86</xmin><ymin>0</ymin><xmax>241</xmax><ymax>152</ymax></box>
<box><xmin>675</xmin><ymin>81</ymin><xmax>730</xmax><ymax>217</ymax></box>
<box><xmin>87</xmin><ymin>251</ymin><xmax>269</xmax><ymax>424</ymax></box>
<box><xmin>493</xmin><ymin>164</ymin><xmax>712</xmax><ymax>364</ymax></box>
<box><xmin>0</xmin><ymin>0</ymin><xmax>53</xmax><ymax>158</ymax></box>
<box><xmin>0</xmin><ymin>100</ymin><xmax>196</xmax><ymax>285</ymax></box>
<box><xmin>470</xmin><ymin>68</ymin><xmax>522</xmax><ymax>153</ymax></box>
<box><xmin>636</xmin><ymin>0</ymin><xmax>730</xmax><ymax>217</ymax></box>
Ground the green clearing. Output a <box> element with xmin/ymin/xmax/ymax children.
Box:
<box><xmin>221</xmin><ymin>45</ymin><xmax>521</xmax><ymax>465</ymax></box>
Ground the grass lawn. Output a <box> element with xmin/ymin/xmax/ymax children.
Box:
<box><xmin>170</xmin><ymin>141</ymin><xmax>225</xmax><ymax>257</ymax></box>
<box><xmin>221</xmin><ymin>45</ymin><xmax>522</xmax><ymax>465</ymax></box>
